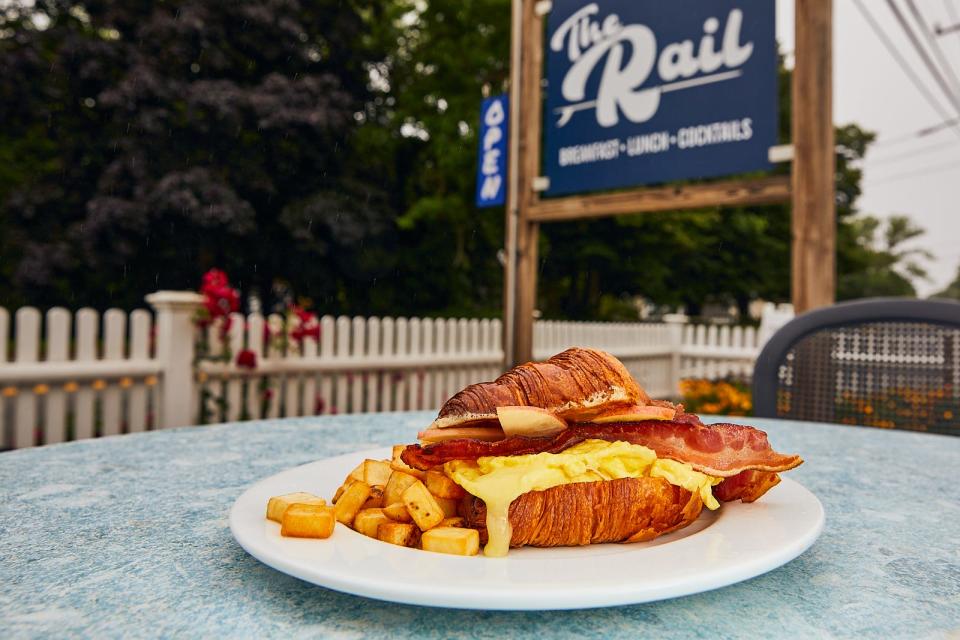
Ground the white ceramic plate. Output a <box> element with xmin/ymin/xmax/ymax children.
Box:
<box><xmin>230</xmin><ymin>447</ymin><xmax>824</xmax><ymax>610</ymax></box>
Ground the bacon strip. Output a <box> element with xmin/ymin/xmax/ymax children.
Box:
<box><xmin>714</xmin><ymin>470</ymin><xmax>783</xmax><ymax>503</ymax></box>
<box><xmin>401</xmin><ymin>420</ymin><xmax>803</xmax><ymax>478</ymax></box>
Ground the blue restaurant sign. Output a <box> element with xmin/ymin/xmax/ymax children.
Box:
<box><xmin>475</xmin><ymin>94</ymin><xmax>509</xmax><ymax>207</ymax></box>
<box><xmin>543</xmin><ymin>0</ymin><xmax>777</xmax><ymax>196</ymax></box>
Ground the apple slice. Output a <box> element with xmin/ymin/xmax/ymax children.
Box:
<box><xmin>589</xmin><ymin>405</ymin><xmax>676</xmax><ymax>423</ymax></box>
<box><xmin>496</xmin><ymin>406</ymin><xmax>568</xmax><ymax>438</ymax></box>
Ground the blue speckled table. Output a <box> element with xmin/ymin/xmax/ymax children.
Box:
<box><xmin>1</xmin><ymin>412</ymin><xmax>959</xmax><ymax>639</ymax></box>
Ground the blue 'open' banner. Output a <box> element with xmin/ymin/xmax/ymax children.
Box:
<box><xmin>543</xmin><ymin>1</ymin><xmax>777</xmax><ymax>197</ymax></box>
<box><xmin>476</xmin><ymin>94</ymin><xmax>509</xmax><ymax>207</ymax></box>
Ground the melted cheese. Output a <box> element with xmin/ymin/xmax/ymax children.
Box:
<box><xmin>445</xmin><ymin>439</ymin><xmax>722</xmax><ymax>557</ymax></box>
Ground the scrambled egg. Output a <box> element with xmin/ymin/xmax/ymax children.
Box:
<box><xmin>445</xmin><ymin>439</ymin><xmax>722</xmax><ymax>557</ymax></box>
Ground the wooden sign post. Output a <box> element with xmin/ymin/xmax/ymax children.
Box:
<box><xmin>504</xmin><ymin>0</ymin><xmax>835</xmax><ymax>366</ymax></box>
<box><xmin>792</xmin><ymin>0</ymin><xmax>836</xmax><ymax>312</ymax></box>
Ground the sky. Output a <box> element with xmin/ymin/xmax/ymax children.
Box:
<box><xmin>777</xmin><ymin>0</ymin><xmax>960</xmax><ymax>296</ymax></box>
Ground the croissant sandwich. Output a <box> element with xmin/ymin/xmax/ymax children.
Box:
<box><xmin>400</xmin><ymin>348</ymin><xmax>802</xmax><ymax>557</ymax></box>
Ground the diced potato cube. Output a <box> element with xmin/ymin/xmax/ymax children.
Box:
<box><xmin>435</xmin><ymin>496</ymin><xmax>459</xmax><ymax>518</ymax></box>
<box><xmin>266</xmin><ymin>492</ymin><xmax>326</xmax><ymax>523</ymax></box>
<box><xmin>383</xmin><ymin>502</ymin><xmax>413</xmax><ymax>522</ymax></box>
<box><xmin>332</xmin><ymin>479</ymin><xmax>355</xmax><ymax>504</ymax></box>
<box><xmin>280</xmin><ymin>504</ymin><xmax>336</xmax><ymax>539</ymax></box>
<box><xmin>362</xmin><ymin>485</ymin><xmax>385</xmax><ymax>510</ymax></box>
<box><xmin>347</xmin><ymin>461</ymin><xmax>365</xmax><ymax>482</ymax></box>
<box><xmin>425</xmin><ymin>470</ymin><xmax>465</xmax><ymax>499</ymax></box>
<box><xmin>377</xmin><ymin>522</ymin><xmax>419</xmax><ymax>547</ymax></box>
<box><xmin>390</xmin><ymin>463</ymin><xmax>424</xmax><ymax>480</ymax></box>
<box><xmin>334</xmin><ymin>480</ymin><xmax>371</xmax><ymax>525</ymax></box>
<box><xmin>363</xmin><ymin>459</ymin><xmax>393</xmax><ymax>487</ymax></box>
<box><xmin>401</xmin><ymin>480</ymin><xmax>445</xmax><ymax>531</ymax></box>
<box><xmin>421</xmin><ymin>527</ymin><xmax>480</xmax><ymax>556</ymax></box>
<box><xmin>390</xmin><ymin>446</ymin><xmax>425</xmax><ymax>479</ymax></box>
<box><xmin>384</xmin><ymin>471</ymin><xmax>420</xmax><ymax>506</ymax></box>
<box><xmin>440</xmin><ymin>516</ymin><xmax>464</xmax><ymax>528</ymax></box>
<box><xmin>354</xmin><ymin>508</ymin><xmax>391</xmax><ymax>538</ymax></box>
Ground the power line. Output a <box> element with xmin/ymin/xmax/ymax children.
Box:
<box><xmin>943</xmin><ymin>1</ymin><xmax>960</xmax><ymax>40</ymax></box>
<box><xmin>853</xmin><ymin>0</ymin><xmax>960</xmax><ymax>139</ymax></box>
<box><xmin>867</xmin><ymin>139</ymin><xmax>960</xmax><ymax>165</ymax></box>
<box><xmin>873</xmin><ymin>117</ymin><xmax>960</xmax><ymax>147</ymax></box>
<box><xmin>937</xmin><ymin>23</ymin><xmax>960</xmax><ymax>35</ymax></box>
<box><xmin>905</xmin><ymin>0</ymin><xmax>960</xmax><ymax>99</ymax></box>
<box><xmin>865</xmin><ymin>156</ymin><xmax>960</xmax><ymax>185</ymax></box>
<box><xmin>916</xmin><ymin>116</ymin><xmax>960</xmax><ymax>136</ymax></box>
<box><xmin>885</xmin><ymin>0</ymin><xmax>960</xmax><ymax>115</ymax></box>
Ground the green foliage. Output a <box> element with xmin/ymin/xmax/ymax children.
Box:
<box><xmin>0</xmin><ymin>1</ymin><xmax>932</xmax><ymax>318</ymax></box>
<box><xmin>933</xmin><ymin>267</ymin><xmax>960</xmax><ymax>300</ymax></box>
<box><xmin>838</xmin><ymin>215</ymin><xmax>930</xmax><ymax>298</ymax></box>
<box><xmin>357</xmin><ymin>0</ymin><xmax>511</xmax><ymax>317</ymax></box>
<box><xmin>0</xmin><ymin>0</ymin><xmax>395</xmax><ymax>312</ymax></box>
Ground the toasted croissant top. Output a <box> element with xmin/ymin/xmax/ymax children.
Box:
<box><xmin>430</xmin><ymin>347</ymin><xmax>648</xmax><ymax>429</ymax></box>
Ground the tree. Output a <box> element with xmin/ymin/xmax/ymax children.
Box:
<box><xmin>0</xmin><ymin>0</ymin><xmax>395</xmax><ymax>311</ymax></box>
<box><xmin>933</xmin><ymin>266</ymin><xmax>960</xmax><ymax>300</ymax></box>
<box><xmin>838</xmin><ymin>215</ymin><xmax>931</xmax><ymax>298</ymax></box>
<box><xmin>353</xmin><ymin>0</ymin><xmax>512</xmax><ymax>317</ymax></box>
<box><xmin>0</xmin><ymin>1</ymin><xmax>932</xmax><ymax>318</ymax></box>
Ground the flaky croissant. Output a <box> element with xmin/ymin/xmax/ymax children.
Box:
<box><xmin>459</xmin><ymin>477</ymin><xmax>703</xmax><ymax>548</ymax></box>
<box><xmin>431</xmin><ymin>348</ymin><xmax>647</xmax><ymax>429</ymax></box>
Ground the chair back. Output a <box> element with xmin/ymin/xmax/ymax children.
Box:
<box><xmin>752</xmin><ymin>298</ymin><xmax>960</xmax><ymax>435</ymax></box>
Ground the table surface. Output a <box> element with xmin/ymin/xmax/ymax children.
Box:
<box><xmin>2</xmin><ymin>412</ymin><xmax>959</xmax><ymax>639</ymax></box>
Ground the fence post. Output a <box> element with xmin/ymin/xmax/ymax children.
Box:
<box><xmin>758</xmin><ymin>302</ymin><xmax>796</xmax><ymax>349</ymax></box>
<box><xmin>146</xmin><ymin>291</ymin><xmax>203</xmax><ymax>428</ymax></box>
<box><xmin>666</xmin><ymin>318</ymin><xmax>685</xmax><ymax>397</ymax></box>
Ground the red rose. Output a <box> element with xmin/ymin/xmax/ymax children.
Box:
<box><xmin>290</xmin><ymin>325</ymin><xmax>304</xmax><ymax>343</ymax></box>
<box><xmin>290</xmin><ymin>320</ymin><xmax>320</xmax><ymax>344</ymax></box>
<box><xmin>236</xmin><ymin>349</ymin><xmax>257</xmax><ymax>369</ymax></box>
<box><xmin>202</xmin><ymin>269</ymin><xmax>229</xmax><ymax>290</ymax></box>
<box><xmin>290</xmin><ymin>305</ymin><xmax>317</xmax><ymax>324</ymax></box>
<box><xmin>203</xmin><ymin>295</ymin><xmax>221</xmax><ymax>317</ymax></box>
<box><xmin>199</xmin><ymin>269</ymin><xmax>240</xmax><ymax>320</ymax></box>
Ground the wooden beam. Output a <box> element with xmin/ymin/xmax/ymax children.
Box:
<box><xmin>792</xmin><ymin>0</ymin><xmax>835</xmax><ymax>313</ymax></box>
<box><xmin>511</xmin><ymin>0</ymin><xmax>544</xmax><ymax>366</ymax></box>
<box><xmin>528</xmin><ymin>175</ymin><xmax>791</xmax><ymax>222</ymax></box>
<box><xmin>502</xmin><ymin>0</ymin><xmax>524</xmax><ymax>369</ymax></box>
<box><xmin>514</xmin><ymin>220</ymin><xmax>539</xmax><ymax>365</ymax></box>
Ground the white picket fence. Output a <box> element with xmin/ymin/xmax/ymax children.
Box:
<box><xmin>0</xmin><ymin>292</ymin><xmax>788</xmax><ymax>450</ymax></box>
<box><xmin>534</xmin><ymin>321</ymin><xmax>760</xmax><ymax>399</ymax></box>
<box><xmin>0</xmin><ymin>306</ymin><xmax>161</xmax><ymax>450</ymax></box>
<box><xmin>195</xmin><ymin>315</ymin><xmax>505</xmax><ymax>423</ymax></box>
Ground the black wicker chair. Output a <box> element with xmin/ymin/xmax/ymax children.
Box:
<box><xmin>752</xmin><ymin>298</ymin><xmax>960</xmax><ymax>435</ymax></box>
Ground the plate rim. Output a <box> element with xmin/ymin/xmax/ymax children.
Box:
<box><xmin>230</xmin><ymin>447</ymin><xmax>824</xmax><ymax>610</ymax></box>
